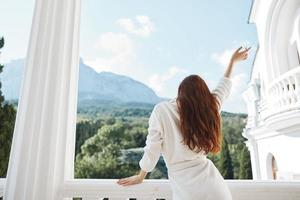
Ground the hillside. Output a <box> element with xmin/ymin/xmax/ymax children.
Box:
<box><xmin>0</xmin><ymin>58</ymin><xmax>162</xmax><ymax>104</ymax></box>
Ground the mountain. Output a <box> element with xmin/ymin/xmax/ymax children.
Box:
<box><xmin>0</xmin><ymin>58</ymin><xmax>162</xmax><ymax>105</ymax></box>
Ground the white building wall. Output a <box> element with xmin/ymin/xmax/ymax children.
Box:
<box><xmin>255</xmin><ymin>133</ymin><xmax>300</xmax><ymax>180</ymax></box>
<box><xmin>243</xmin><ymin>0</ymin><xmax>300</xmax><ymax>180</ymax></box>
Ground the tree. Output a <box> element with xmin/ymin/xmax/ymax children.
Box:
<box><xmin>239</xmin><ymin>146</ymin><xmax>252</xmax><ymax>179</ymax></box>
<box><xmin>75</xmin><ymin>122</ymin><xmax>132</xmax><ymax>178</ymax></box>
<box><xmin>0</xmin><ymin>37</ymin><xmax>17</xmax><ymax>177</ymax></box>
<box><xmin>75</xmin><ymin>120</ymin><xmax>104</xmax><ymax>155</ymax></box>
<box><xmin>218</xmin><ymin>138</ymin><xmax>234</xmax><ymax>179</ymax></box>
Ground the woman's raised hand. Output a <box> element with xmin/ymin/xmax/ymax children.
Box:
<box><xmin>231</xmin><ymin>46</ymin><xmax>251</xmax><ymax>63</ymax></box>
<box><xmin>224</xmin><ymin>46</ymin><xmax>251</xmax><ymax>78</ymax></box>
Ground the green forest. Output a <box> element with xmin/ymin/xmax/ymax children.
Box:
<box><xmin>0</xmin><ymin>37</ymin><xmax>17</xmax><ymax>178</ymax></box>
<box><xmin>75</xmin><ymin>102</ymin><xmax>252</xmax><ymax>180</ymax></box>
<box><xmin>0</xmin><ymin>36</ymin><xmax>252</xmax><ymax>180</ymax></box>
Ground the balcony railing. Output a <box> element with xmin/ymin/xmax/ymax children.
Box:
<box><xmin>1</xmin><ymin>178</ymin><xmax>300</xmax><ymax>200</ymax></box>
<box><xmin>268</xmin><ymin>67</ymin><xmax>300</xmax><ymax>115</ymax></box>
<box><xmin>257</xmin><ymin>99</ymin><xmax>269</xmax><ymax>123</ymax></box>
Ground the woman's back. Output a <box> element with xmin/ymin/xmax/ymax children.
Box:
<box><xmin>139</xmin><ymin>77</ymin><xmax>232</xmax><ymax>172</ymax></box>
<box><xmin>138</xmin><ymin>77</ymin><xmax>233</xmax><ymax>200</ymax></box>
<box><xmin>152</xmin><ymin>99</ymin><xmax>206</xmax><ymax>166</ymax></box>
<box><xmin>118</xmin><ymin>46</ymin><xmax>251</xmax><ymax>200</ymax></box>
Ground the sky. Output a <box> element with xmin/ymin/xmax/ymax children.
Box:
<box><xmin>0</xmin><ymin>0</ymin><xmax>257</xmax><ymax>113</ymax></box>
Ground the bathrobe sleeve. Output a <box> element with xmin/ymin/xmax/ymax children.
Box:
<box><xmin>211</xmin><ymin>76</ymin><xmax>232</xmax><ymax>108</ymax></box>
<box><xmin>139</xmin><ymin>105</ymin><xmax>163</xmax><ymax>172</ymax></box>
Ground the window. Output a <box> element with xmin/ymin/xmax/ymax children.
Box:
<box><xmin>74</xmin><ymin>0</ymin><xmax>256</xmax><ymax>180</ymax></box>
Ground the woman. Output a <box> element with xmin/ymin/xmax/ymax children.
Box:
<box><xmin>117</xmin><ymin>46</ymin><xmax>250</xmax><ymax>200</ymax></box>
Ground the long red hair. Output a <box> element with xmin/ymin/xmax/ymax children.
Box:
<box><xmin>177</xmin><ymin>75</ymin><xmax>221</xmax><ymax>154</ymax></box>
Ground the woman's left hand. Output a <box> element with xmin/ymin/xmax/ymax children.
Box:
<box><xmin>117</xmin><ymin>174</ymin><xmax>145</xmax><ymax>186</ymax></box>
<box><xmin>231</xmin><ymin>46</ymin><xmax>251</xmax><ymax>63</ymax></box>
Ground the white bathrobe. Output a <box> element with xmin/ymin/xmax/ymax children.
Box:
<box><xmin>139</xmin><ymin>76</ymin><xmax>233</xmax><ymax>200</ymax></box>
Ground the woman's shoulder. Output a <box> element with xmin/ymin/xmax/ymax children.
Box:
<box><xmin>153</xmin><ymin>98</ymin><xmax>178</xmax><ymax>113</ymax></box>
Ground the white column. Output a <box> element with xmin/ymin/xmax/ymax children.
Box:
<box><xmin>242</xmin><ymin>83</ymin><xmax>260</xmax><ymax>128</ymax></box>
<box><xmin>4</xmin><ymin>0</ymin><xmax>81</xmax><ymax>199</ymax></box>
<box><xmin>245</xmin><ymin>139</ymin><xmax>261</xmax><ymax>180</ymax></box>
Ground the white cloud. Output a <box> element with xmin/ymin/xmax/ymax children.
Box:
<box><xmin>222</xmin><ymin>72</ymin><xmax>249</xmax><ymax>113</ymax></box>
<box><xmin>147</xmin><ymin>67</ymin><xmax>187</xmax><ymax>95</ymax></box>
<box><xmin>117</xmin><ymin>15</ymin><xmax>156</xmax><ymax>37</ymax></box>
<box><xmin>210</xmin><ymin>44</ymin><xmax>253</xmax><ymax>113</ymax></box>
<box><xmin>211</xmin><ymin>48</ymin><xmax>234</xmax><ymax>69</ymax></box>
<box><xmin>95</xmin><ymin>32</ymin><xmax>134</xmax><ymax>54</ymax></box>
<box><xmin>85</xmin><ymin>32</ymin><xmax>137</xmax><ymax>74</ymax></box>
<box><xmin>233</xmin><ymin>40</ymin><xmax>252</xmax><ymax>48</ymax></box>
<box><xmin>211</xmin><ymin>42</ymin><xmax>254</xmax><ymax>69</ymax></box>
<box><xmin>230</xmin><ymin>73</ymin><xmax>248</xmax><ymax>95</ymax></box>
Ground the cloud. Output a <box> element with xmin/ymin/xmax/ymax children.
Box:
<box><xmin>117</xmin><ymin>15</ymin><xmax>156</xmax><ymax>37</ymax></box>
<box><xmin>95</xmin><ymin>32</ymin><xmax>134</xmax><ymax>54</ymax></box>
<box><xmin>230</xmin><ymin>73</ymin><xmax>248</xmax><ymax>95</ymax></box>
<box><xmin>210</xmin><ymin>44</ymin><xmax>254</xmax><ymax>113</ymax></box>
<box><xmin>222</xmin><ymin>72</ymin><xmax>249</xmax><ymax>113</ymax></box>
<box><xmin>147</xmin><ymin>67</ymin><xmax>187</xmax><ymax>95</ymax></box>
<box><xmin>211</xmin><ymin>41</ymin><xmax>253</xmax><ymax>69</ymax></box>
<box><xmin>85</xmin><ymin>32</ymin><xmax>136</xmax><ymax>74</ymax></box>
<box><xmin>211</xmin><ymin>48</ymin><xmax>234</xmax><ymax>69</ymax></box>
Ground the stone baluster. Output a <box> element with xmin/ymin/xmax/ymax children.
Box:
<box><xmin>288</xmin><ymin>77</ymin><xmax>296</xmax><ymax>105</ymax></box>
<box><xmin>283</xmin><ymin>80</ymin><xmax>290</xmax><ymax>108</ymax></box>
<box><xmin>278</xmin><ymin>81</ymin><xmax>285</xmax><ymax>110</ymax></box>
<box><xmin>294</xmin><ymin>72</ymin><xmax>300</xmax><ymax>105</ymax></box>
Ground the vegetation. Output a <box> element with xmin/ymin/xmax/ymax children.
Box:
<box><xmin>239</xmin><ymin>146</ymin><xmax>253</xmax><ymax>179</ymax></box>
<box><xmin>75</xmin><ymin>103</ymin><xmax>252</xmax><ymax>180</ymax></box>
<box><xmin>218</xmin><ymin>138</ymin><xmax>234</xmax><ymax>179</ymax></box>
<box><xmin>0</xmin><ymin>37</ymin><xmax>17</xmax><ymax>177</ymax></box>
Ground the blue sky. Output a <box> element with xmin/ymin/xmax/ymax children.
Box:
<box><xmin>0</xmin><ymin>0</ymin><xmax>257</xmax><ymax>113</ymax></box>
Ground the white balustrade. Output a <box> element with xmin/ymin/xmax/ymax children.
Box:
<box><xmin>59</xmin><ymin>179</ymin><xmax>300</xmax><ymax>200</ymax></box>
<box><xmin>245</xmin><ymin>99</ymin><xmax>268</xmax><ymax>129</ymax></box>
<box><xmin>61</xmin><ymin>179</ymin><xmax>172</xmax><ymax>200</ymax></box>
<box><xmin>256</xmin><ymin>99</ymin><xmax>268</xmax><ymax>124</ymax></box>
<box><xmin>0</xmin><ymin>179</ymin><xmax>300</xmax><ymax>200</ymax></box>
<box><xmin>267</xmin><ymin>67</ymin><xmax>300</xmax><ymax>116</ymax></box>
<box><xmin>1</xmin><ymin>178</ymin><xmax>300</xmax><ymax>199</ymax></box>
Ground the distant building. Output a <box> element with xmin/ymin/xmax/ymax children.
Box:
<box><xmin>243</xmin><ymin>0</ymin><xmax>300</xmax><ymax>180</ymax></box>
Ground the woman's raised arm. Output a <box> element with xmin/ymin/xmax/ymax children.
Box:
<box><xmin>212</xmin><ymin>46</ymin><xmax>251</xmax><ymax>108</ymax></box>
<box><xmin>224</xmin><ymin>46</ymin><xmax>251</xmax><ymax>78</ymax></box>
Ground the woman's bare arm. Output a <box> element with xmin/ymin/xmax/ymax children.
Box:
<box><xmin>224</xmin><ymin>46</ymin><xmax>251</xmax><ymax>78</ymax></box>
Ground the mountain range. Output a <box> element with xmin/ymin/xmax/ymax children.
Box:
<box><xmin>0</xmin><ymin>58</ymin><xmax>163</xmax><ymax>105</ymax></box>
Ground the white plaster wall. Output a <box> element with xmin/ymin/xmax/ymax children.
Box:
<box><xmin>252</xmin><ymin>0</ymin><xmax>277</xmax><ymax>85</ymax></box>
<box><xmin>256</xmin><ymin>132</ymin><xmax>300</xmax><ymax>180</ymax></box>
<box><xmin>245</xmin><ymin>0</ymin><xmax>300</xmax><ymax>180</ymax></box>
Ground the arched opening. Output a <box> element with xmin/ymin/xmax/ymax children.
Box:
<box><xmin>289</xmin><ymin>9</ymin><xmax>300</xmax><ymax>68</ymax></box>
<box><xmin>265</xmin><ymin>1</ymin><xmax>299</xmax><ymax>79</ymax></box>
<box><xmin>271</xmin><ymin>156</ymin><xmax>278</xmax><ymax>180</ymax></box>
<box><xmin>266</xmin><ymin>153</ymin><xmax>278</xmax><ymax>180</ymax></box>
